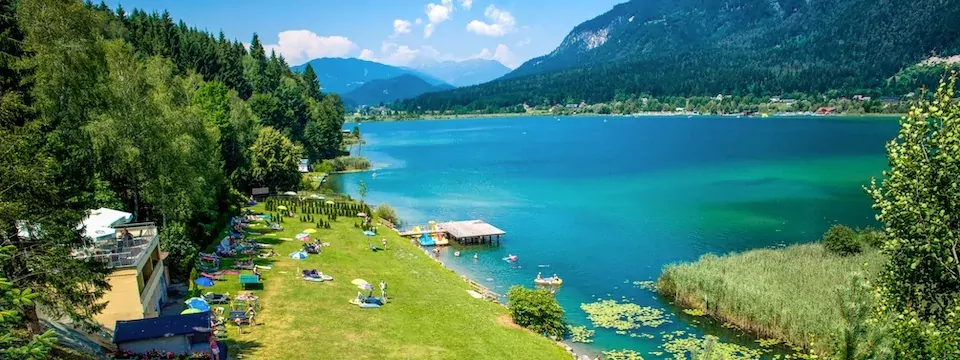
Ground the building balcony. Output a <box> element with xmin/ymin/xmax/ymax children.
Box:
<box><xmin>74</xmin><ymin>223</ymin><xmax>159</xmax><ymax>269</ymax></box>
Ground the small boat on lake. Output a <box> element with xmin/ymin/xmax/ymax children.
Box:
<box><xmin>534</xmin><ymin>272</ymin><xmax>562</xmax><ymax>286</ymax></box>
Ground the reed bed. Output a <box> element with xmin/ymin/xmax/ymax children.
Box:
<box><xmin>657</xmin><ymin>243</ymin><xmax>885</xmax><ymax>354</ymax></box>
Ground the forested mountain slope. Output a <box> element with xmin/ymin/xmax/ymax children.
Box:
<box><xmin>342</xmin><ymin>74</ymin><xmax>454</xmax><ymax>106</ymax></box>
<box><xmin>291</xmin><ymin>57</ymin><xmax>446</xmax><ymax>94</ymax></box>
<box><xmin>399</xmin><ymin>0</ymin><xmax>960</xmax><ymax>111</ymax></box>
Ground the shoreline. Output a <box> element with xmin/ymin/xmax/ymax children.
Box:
<box><xmin>347</xmin><ymin>112</ymin><xmax>904</xmax><ymax>123</ymax></box>
<box><xmin>380</xmin><ymin>222</ymin><xmax>590</xmax><ymax>359</ymax></box>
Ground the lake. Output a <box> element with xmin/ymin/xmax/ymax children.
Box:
<box><xmin>333</xmin><ymin>115</ymin><xmax>899</xmax><ymax>357</ymax></box>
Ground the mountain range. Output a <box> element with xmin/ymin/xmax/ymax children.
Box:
<box><xmin>341</xmin><ymin>74</ymin><xmax>454</xmax><ymax>107</ymax></box>
<box><xmin>291</xmin><ymin>57</ymin><xmax>445</xmax><ymax>94</ymax></box>
<box><xmin>400</xmin><ymin>0</ymin><xmax>960</xmax><ymax>110</ymax></box>
<box><xmin>292</xmin><ymin>57</ymin><xmax>509</xmax><ymax>106</ymax></box>
<box><xmin>406</xmin><ymin>59</ymin><xmax>510</xmax><ymax>87</ymax></box>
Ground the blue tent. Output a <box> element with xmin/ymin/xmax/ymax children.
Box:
<box><xmin>194</xmin><ymin>277</ymin><xmax>214</xmax><ymax>287</ymax></box>
<box><xmin>363</xmin><ymin>230</ymin><xmax>376</xmax><ymax>236</ymax></box>
<box><xmin>185</xmin><ymin>297</ymin><xmax>210</xmax><ymax>312</ymax></box>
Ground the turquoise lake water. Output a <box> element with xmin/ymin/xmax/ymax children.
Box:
<box><xmin>334</xmin><ymin>115</ymin><xmax>899</xmax><ymax>357</ymax></box>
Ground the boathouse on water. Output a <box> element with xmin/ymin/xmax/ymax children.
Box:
<box><xmin>438</xmin><ymin>220</ymin><xmax>505</xmax><ymax>245</ymax></box>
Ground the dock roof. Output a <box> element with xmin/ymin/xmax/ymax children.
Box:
<box><xmin>438</xmin><ymin>220</ymin><xmax>505</xmax><ymax>239</ymax></box>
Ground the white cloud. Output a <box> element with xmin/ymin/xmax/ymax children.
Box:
<box><xmin>516</xmin><ymin>37</ymin><xmax>531</xmax><ymax>47</ymax></box>
<box><xmin>459</xmin><ymin>0</ymin><xmax>473</xmax><ymax>9</ymax></box>
<box><xmin>466</xmin><ymin>5</ymin><xmax>516</xmax><ymax>37</ymax></box>
<box><xmin>363</xmin><ymin>42</ymin><xmax>521</xmax><ymax>69</ymax></box>
<box><xmin>415</xmin><ymin>18</ymin><xmax>423</xmax><ymax>25</ymax></box>
<box><xmin>358</xmin><ymin>49</ymin><xmax>376</xmax><ymax>61</ymax></box>
<box><xmin>393</xmin><ymin>19</ymin><xmax>412</xmax><ymax>35</ymax></box>
<box><xmin>491</xmin><ymin>44</ymin><xmax>518</xmax><ymax>68</ymax></box>
<box><xmin>424</xmin><ymin>0</ymin><xmax>454</xmax><ymax>38</ymax></box>
<box><xmin>261</xmin><ymin>30</ymin><xmax>358</xmax><ymax>65</ymax></box>
<box><xmin>425</xmin><ymin>0</ymin><xmax>453</xmax><ymax>23</ymax></box>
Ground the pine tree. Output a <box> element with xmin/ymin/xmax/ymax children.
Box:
<box><xmin>301</xmin><ymin>63</ymin><xmax>322</xmax><ymax>100</ymax></box>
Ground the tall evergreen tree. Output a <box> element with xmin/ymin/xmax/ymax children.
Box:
<box><xmin>301</xmin><ymin>63</ymin><xmax>322</xmax><ymax>100</ymax></box>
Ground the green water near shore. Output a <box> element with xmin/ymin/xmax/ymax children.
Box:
<box><xmin>335</xmin><ymin>115</ymin><xmax>898</xmax><ymax>358</ymax></box>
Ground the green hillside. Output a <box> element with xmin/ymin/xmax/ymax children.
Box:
<box><xmin>399</xmin><ymin>0</ymin><xmax>960</xmax><ymax>111</ymax></box>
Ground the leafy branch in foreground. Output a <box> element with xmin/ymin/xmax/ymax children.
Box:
<box><xmin>867</xmin><ymin>73</ymin><xmax>960</xmax><ymax>357</ymax></box>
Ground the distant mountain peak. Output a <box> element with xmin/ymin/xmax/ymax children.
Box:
<box><xmin>407</xmin><ymin>58</ymin><xmax>509</xmax><ymax>87</ymax></box>
<box><xmin>291</xmin><ymin>57</ymin><xmax>446</xmax><ymax>94</ymax></box>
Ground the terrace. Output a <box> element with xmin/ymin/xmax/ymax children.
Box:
<box><xmin>73</xmin><ymin>222</ymin><xmax>159</xmax><ymax>269</ymax></box>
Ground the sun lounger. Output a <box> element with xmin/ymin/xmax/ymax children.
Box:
<box><xmin>204</xmin><ymin>292</ymin><xmax>230</xmax><ymax>304</ymax></box>
<box><xmin>201</xmin><ymin>272</ymin><xmax>222</xmax><ymax>280</ymax></box>
<box><xmin>228</xmin><ymin>311</ymin><xmax>249</xmax><ymax>324</ymax></box>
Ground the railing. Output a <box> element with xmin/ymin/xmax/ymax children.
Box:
<box><xmin>465</xmin><ymin>278</ymin><xmax>503</xmax><ymax>304</ymax></box>
<box><xmin>76</xmin><ymin>235</ymin><xmax>156</xmax><ymax>268</ymax></box>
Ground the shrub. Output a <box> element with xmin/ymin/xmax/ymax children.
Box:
<box><xmin>505</xmin><ymin>286</ymin><xmax>566</xmax><ymax>339</ymax></box>
<box><xmin>325</xmin><ymin>156</ymin><xmax>371</xmax><ymax>172</ymax></box>
<box><xmin>855</xmin><ymin>227</ymin><xmax>885</xmax><ymax>249</ymax></box>
<box><xmin>822</xmin><ymin>224</ymin><xmax>860</xmax><ymax>256</ymax></box>
<box><xmin>161</xmin><ymin>222</ymin><xmax>199</xmax><ymax>280</ymax></box>
<box><xmin>375</xmin><ymin>204</ymin><xmax>403</xmax><ymax>228</ymax></box>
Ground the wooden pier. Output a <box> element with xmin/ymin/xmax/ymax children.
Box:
<box><xmin>398</xmin><ymin>220</ymin><xmax>505</xmax><ymax>245</ymax></box>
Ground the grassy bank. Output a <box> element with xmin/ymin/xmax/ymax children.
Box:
<box><xmin>205</xmin><ymin>199</ymin><xmax>568</xmax><ymax>360</ymax></box>
<box><xmin>657</xmin><ymin>243</ymin><xmax>885</xmax><ymax>354</ymax></box>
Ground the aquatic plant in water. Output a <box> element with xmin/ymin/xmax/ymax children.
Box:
<box><xmin>756</xmin><ymin>338</ymin><xmax>782</xmax><ymax>347</ymax></box>
<box><xmin>632</xmin><ymin>280</ymin><xmax>657</xmax><ymax>291</ymax></box>
<box><xmin>602</xmin><ymin>349</ymin><xmax>645</xmax><ymax>360</ymax></box>
<box><xmin>682</xmin><ymin>308</ymin><xmax>706</xmax><ymax>316</ymax></box>
<box><xmin>567</xmin><ymin>325</ymin><xmax>595</xmax><ymax>343</ymax></box>
<box><xmin>581</xmin><ymin>300</ymin><xmax>669</xmax><ymax>330</ymax></box>
<box><xmin>662</xmin><ymin>334</ymin><xmax>764</xmax><ymax>360</ymax></box>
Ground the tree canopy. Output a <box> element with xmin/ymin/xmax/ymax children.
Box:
<box><xmin>868</xmin><ymin>74</ymin><xmax>960</xmax><ymax>357</ymax></box>
<box><xmin>0</xmin><ymin>0</ymin><xmax>347</xmax><ymax>354</ymax></box>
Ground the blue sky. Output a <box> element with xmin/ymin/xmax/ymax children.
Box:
<box><xmin>106</xmin><ymin>0</ymin><xmax>624</xmax><ymax>68</ymax></box>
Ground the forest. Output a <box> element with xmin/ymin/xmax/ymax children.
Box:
<box><xmin>397</xmin><ymin>0</ymin><xmax>960</xmax><ymax>112</ymax></box>
<box><xmin>0</xmin><ymin>0</ymin><xmax>344</xmax><ymax>357</ymax></box>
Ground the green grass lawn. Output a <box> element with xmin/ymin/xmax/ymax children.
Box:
<box><xmin>203</xmin><ymin>201</ymin><xmax>568</xmax><ymax>360</ymax></box>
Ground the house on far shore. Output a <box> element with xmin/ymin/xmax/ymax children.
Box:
<box><xmin>113</xmin><ymin>312</ymin><xmax>225</xmax><ymax>358</ymax></box>
<box><xmin>815</xmin><ymin>106</ymin><xmax>837</xmax><ymax>115</ymax></box>
<box><xmin>298</xmin><ymin>159</ymin><xmax>310</xmax><ymax>173</ymax></box>
<box><xmin>880</xmin><ymin>96</ymin><xmax>900</xmax><ymax>104</ymax></box>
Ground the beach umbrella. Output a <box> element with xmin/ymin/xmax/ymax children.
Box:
<box><xmin>290</xmin><ymin>251</ymin><xmax>308</xmax><ymax>274</ymax></box>
<box><xmin>194</xmin><ymin>277</ymin><xmax>215</xmax><ymax>287</ymax></box>
<box><xmin>352</xmin><ymin>279</ymin><xmax>371</xmax><ymax>290</ymax></box>
<box><xmin>309</xmin><ymin>194</ymin><xmax>324</xmax><ymax>200</ymax></box>
<box><xmin>283</xmin><ymin>191</ymin><xmax>297</xmax><ymax>196</ymax></box>
<box><xmin>357</xmin><ymin>212</ymin><xmax>367</xmax><ymax>217</ymax></box>
<box><xmin>325</xmin><ymin>200</ymin><xmax>335</xmax><ymax>205</ymax></box>
<box><xmin>185</xmin><ymin>297</ymin><xmax>211</xmax><ymax>312</ymax></box>
<box><xmin>303</xmin><ymin>228</ymin><xmax>317</xmax><ymax>234</ymax></box>
<box><xmin>180</xmin><ymin>308</ymin><xmax>204</xmax><ymax>315</ymax></box>
<box><xmin>363</xmin><ymin>230</ymin><xmax>375</xmax><ymax>236</ymax></box>
<box><xmin>277</xmin><ymin>205</ymin><xmax>288</xmax><ymax>211</ymax></box>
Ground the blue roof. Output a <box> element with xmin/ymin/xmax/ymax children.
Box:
<box><xmin>113</xmin><ymin>313</ymin><xmax>210</xmax><ymax>343</ymax></box>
